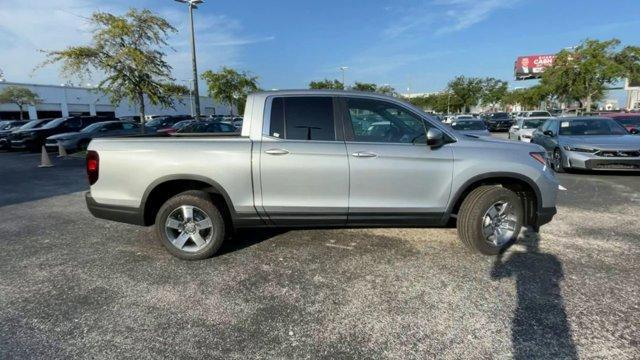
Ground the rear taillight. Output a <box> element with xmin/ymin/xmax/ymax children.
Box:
<box><xmin>86</xmin><ymin>150</ymin><xmax>99</xmax><ymax>185</ymax></box>
<box><xmin>530</xmin><ymin>152</ymin><xmax>546</xmax><ymax>166</ymax></box>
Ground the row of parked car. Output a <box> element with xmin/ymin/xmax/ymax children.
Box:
<box><xmin>440</xmin><ymin>111</ymin><xmax>640</xmax><ymax>172</ymax></box>
<box><xmin>0</xmin><ymin>114</ymin><xmax>243</xmax><ymax>153</ymax></box>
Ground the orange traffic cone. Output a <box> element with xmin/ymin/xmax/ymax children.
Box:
<box><xmin>57</xmin><ymin>141</ymin><xmax>68</xmax><ymax>158</ymax></box>
<box><xmin>38</xmin><ymin>145</ymin><xmax>53</xmax><ymax>168</ymax></box>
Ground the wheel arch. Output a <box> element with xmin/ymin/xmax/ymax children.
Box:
<box><xmin>141</xmin><ymin>174</ymin><xmax>236</xmax><ymax>227</ymax></box>
<box><xmin>447</xmin><ymin>172</ymin><xmax>542</xmax><ymax>227</ymax></box>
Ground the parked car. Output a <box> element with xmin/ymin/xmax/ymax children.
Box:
<box><xmin>45</xmin><ymin>121</ymin><xmax>139</xmax><ymax>152</ymax></box>
<box><xmin>482</xmin><ymin>112</ymin><xmax>513</xmax><ymax>131</ymax></box>
<box><xmin>86</xmin><ymin>90</ymin><xmax>558</xmax><ymax>260</ymax></box>
<box><xmin>0</xmin><ymin>120</ymin><xmax>29</xmax><ymax>150</ymax></box>
<box><xmin>508</xmin><ymin>117</ymin><xmax>550</xmax><ymax>142</ymax></box>
<box><xmin>145</xmin><ymin>115</ymin><xmax>193</xmax><ymax>132</ymax></box>
<box><xmin>176</xmin><ymin>121</ymin><xmax>239</xmax><ymax>134</ymax></box>
<box><xmin>449</xmin><ymin>119</ymin><xmax>491</xmax><ymax>137</ymax></box>
<box><xmin>10</xmin><ymin>116</ymin><xmax>111</xmax><ymax>151</ymax></box>
<box><xmin>531</xmin><ymin>117</ymin><xmax>640</xmax><ymax>172</ymax></box>
<box><xmin>601</xmin><ymin>113</ymin><xmax>640</xmax><ymax>132</ymax></box>
<box><xmin>230</xmin><ymin>117</ymin><xmax>243</xmax><ymax>129</ymax></box>
<box><xmin>156</xmin><ymin>120</ymin><xmax>196</xmax><ymax>134</ymax></box>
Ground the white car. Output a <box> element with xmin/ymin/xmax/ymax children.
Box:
<box><xmin>509</xmin><ymin>117</ymin><xmax>550</xmax><ymax>142</ymax></box>
<box><xmin>522</xmin><ymin>110</ymin><xmax>551</xmax><ymax>118</ymax></box>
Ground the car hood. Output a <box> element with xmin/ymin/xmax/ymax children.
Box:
<box><xmin>561</xmin><ymin>135</ymin><xmax>640</xmax><ymax>150</ymax></box>
<box><xmin>459</xmin><ymin>132</ymin><xmax>544</xmax><ymax>151</ymax></box>
<box><xmin>518</xmin><ymin>129</ymin><xmax>536</xmax><ymax>136</ymax></box>
<box><xmin>47</xmin><ymin>132</ymin><xmax>82</xmax><ymax>140</ymax></box>
<box><xmin>456</xmin><ymin>129</ymin><xmax>491</xmax><ymax>136</ymax></box>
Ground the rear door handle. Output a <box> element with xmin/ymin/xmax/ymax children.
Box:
<box><xmin>265</xmin><ymin>148</ymin><xmax>290</xmax><ymax>155</ymax></box>
<box><xmin>352</xmin><ymin>151</ymin><xmax>378</xmax><ymax>158</ymax></box>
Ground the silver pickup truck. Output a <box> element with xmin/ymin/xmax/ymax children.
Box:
<box><xmin>86</xmin><ymin>90</ymin><xmax>558</xmax><ymax>260</ymax></box>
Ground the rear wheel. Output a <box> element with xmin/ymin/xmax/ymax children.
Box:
<box><xmin>155</xmin><ymin>190</ymin><xmax>226</xmax><ymax>260</ymax></box>
<box><xmin>457</xmin><ymin>186</ymin><xmax>523</xmax><ymax>255</ymax></box>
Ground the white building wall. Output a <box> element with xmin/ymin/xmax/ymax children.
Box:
<box><xmin>0</xmin><ymin>81</ymin><xmax>234</xmax><ymax>119</ymax></box>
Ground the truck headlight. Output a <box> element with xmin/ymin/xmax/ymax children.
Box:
<box><xmin>563</xmin><ymin>146</ymin><xmax>596</xmax><ymax>153</ymax></box>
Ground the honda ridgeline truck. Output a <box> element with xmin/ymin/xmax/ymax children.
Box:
<box><xmin>86</xmin><ymin>90</ymin><xmax>558</xmax><ymax>260</ymax></box>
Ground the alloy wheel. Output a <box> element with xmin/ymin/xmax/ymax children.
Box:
<box><xmin>482</xmin><ymin>201</ymin><xmax>518</xmax><ymax>246</ymax></box>
<box><xmin>164</xmin><ymin>205</ymin><xmax>214</xmax><ymax>252</ymax></box>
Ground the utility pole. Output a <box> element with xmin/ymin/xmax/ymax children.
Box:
<box><xmin>175</xmin><ymin>0</ymin><xmax>203</xmax><ymax>119</ymax></box>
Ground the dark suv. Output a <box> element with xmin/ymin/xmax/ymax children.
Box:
<box><xmin>10</xmin><ymin>116</ymin><xmax>114</xmax><ymax>151</ymax></box>
<box><xmin>483</xmin><ymin>112</ymin><xmax>514</xmax><ymax>131</ymax></box>
<box><xmin>0</xmin><ymin>120</ymin><xmax>29</xmax><ymax>150</ymax></box>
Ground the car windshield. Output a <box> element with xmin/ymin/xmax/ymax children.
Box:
<box><xmin>146</xmin><ymin>117</ymin><xmax>168</xmax><ymax>127</ymax></box>
<box><xmin>559</xmin><ymin>118</ymin><xmax>628</xmax><ymax>136</ymax></box>
<box><xmin>530</xmin><ymin>111</ymin><xmax>550</xmax><ymax>117</ymax></box>
<box><xmin>0</xmin><ymin>121</ymin><xmax>16</xmax><ymax>130</ymax></box>
<box><xmin>489</xmin><ymin>113</ymin><xmax>510</xmax><ymax>119</ymax></box>
<box><xmin>614</xmin><ymin>116</ymin><xmax>640</xmax><ymax>127</ymax></box>
<box><xmin>41</xmin><ymin>118</ymin><xmax>67</xmax><ymax>129</ymax></box>
<box><xmin>81</xmin><ymin>122</ymin><xmax>105</xmax><ymax>133</ymax></box>
<box><xmin>0</xmin><ymin>121</ymin><xmax>9</xmax><ymax>129</ymax></box>
<box><xmin>522</xmin><ymin>119</ymin><xmax>547</xmax><ymax>129</ymax></box>
<box><xmin>451</xmin><ymin>120</ymin><xmax>486</xmax><ymax>131</ymax></box>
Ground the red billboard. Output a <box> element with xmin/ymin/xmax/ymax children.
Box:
<box><xmin>514</xmin><ymin>55</ymin><xmax>556</xmax><ymax>80</ymax></box>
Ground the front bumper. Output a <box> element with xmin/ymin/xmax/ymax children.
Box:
<box><xmin>86</xmin><ymin>192</ymin><xmax>145</xmax><ymax>226</ymax></box>
<box><xmin>536</xmin><ymin>207</ymin><xmax>557</xmax><ymax>227</ymax></box>
<box><xmin>45</xmin><ymin>139</ymin><xmax>75</xmax><ymax>152</ymax></box>
<box><xmin>564</xmin><ymin>151</ymin><xmax>640</xmax><ymax>171</ymax></box>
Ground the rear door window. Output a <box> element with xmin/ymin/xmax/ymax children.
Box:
<box><xmin>268</xmin><ymin>97</ymin><xmax>335</xmax><ymax>141</ymax></box>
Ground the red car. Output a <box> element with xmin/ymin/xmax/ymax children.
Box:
<box><xmin>601</xmin><ymin>113</ymin><xmax>640</xmax><ymax>133</ymax></box>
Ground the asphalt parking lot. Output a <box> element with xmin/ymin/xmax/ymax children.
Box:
<box><xmin>1</xmin><ymin>140</ymin><xmax>639</xmax><ymax>359</ymax></box>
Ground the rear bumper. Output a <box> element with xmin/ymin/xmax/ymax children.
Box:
<box><xmin>536</xmin><ymin>207</ymin><xmax>557</xmax><ymax>227</ymax></box>
<box><xmin>86</xmin><ymin>192</ymin><xmax>145</xmax><ymax>226</ymax></box>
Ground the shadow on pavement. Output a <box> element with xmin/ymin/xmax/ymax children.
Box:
<box><xmin>491</xmin><ymin>231</ymin><xmax>578</xmax><ymax>359</ymax></box>
<box><xmin>218</xmin><ymin>228</ymin><xmax>289</xmax><ymax>256</ymax></box>
<box><xmin>0</xmin><ymin>153</ymin><xmax>88</xmax><ymax>207</ymax></box>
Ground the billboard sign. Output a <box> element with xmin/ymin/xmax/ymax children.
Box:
<box><xmin>514</xmin><ymin>55</ymin><xmax>556</xmax><ymax>80</ymax></box>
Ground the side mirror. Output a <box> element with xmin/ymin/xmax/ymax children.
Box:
<box><xmin>543</xmin><ymin>130</ymin><xmax>554</xmax><ymax>137</ymax></box>
<box><xmin>426</xmin><ymin>128</ymin><xmax>445</xmax><ymax>147</ymax></box>
<box><xmin>630</xmin><ymin>127</ymin><xmax>639</xmax><ymax>135</ymax></box>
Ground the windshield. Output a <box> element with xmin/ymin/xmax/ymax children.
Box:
<box><xmin>42</xmin><ymin>118</ymin><xmax>67</xmax><ymax>129</ymax></box>
<box><xmin>81</xmin><ymin>122</ymin><xmax>104</xmax><ymax>133</ymax></box>
<box><xmin>0</xmin><ymin>121</ymin><xmax>8</xmax><ymax>129</ymax></box>
<box><xmin>530</xmin><ymin>111</ymin><xmax>550</xmax><ymax>117</ymax></box>
<box><xmin>452</xmin><ymin>120</ymin><xmax>486</xmax><ymax>131</ymax></box>
<box><xmin>489</xmin><ymin>112</ymin><xmax>510</xmax><ymax>119</ymax></box>
<box><xmin>145</xmin><ymin>117</ymin><xmax>168</xmax><ymax>127</ymax></box>
<box><xmin>613</xmin><ymin>116</ymin><xmax>640</xmax><ymax>127</ymax></box>
<box><xmin>522</xmin><ymin>119</ymin><xmax>547</xmax><ymax>129</ymax></box>
<box><xmin>559</xmin><ymin>119</ymin><xmax>628</xmax><ymax>136</ymax></box>
<box><xmin>0</xmin><ymin>121</ymin><xmax>15</xmax><ymax>130</ymax></box>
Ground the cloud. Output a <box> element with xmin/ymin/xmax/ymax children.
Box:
<box><xmin>381</xmin><ymin>0</ymin><xmax>517</xmax><ymax>39</ymax></box>
<box><xmin>0</xmin><ymin>0</ymin><xmax>273</xmax><ymax>86</ymax></box>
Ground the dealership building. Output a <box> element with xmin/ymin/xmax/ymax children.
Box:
<box><xmin>0</xmin><ymin>81</ymin><xmax>233</xmax><ymax>120</ymax></box>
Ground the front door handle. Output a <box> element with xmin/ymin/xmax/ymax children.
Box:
<box><xmin>352</xmin><ymin>151</ymin><xmax>378</xmax><ymax>158</ymax></box>
<box><xmin>265</xmin><ymin>148</ymin><xmax>290</xmax><ymax>155</ymax></box>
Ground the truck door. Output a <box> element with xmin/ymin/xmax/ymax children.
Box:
<box><xmin>340</xmin><ymin>97</ymin><xmax>454</xmax><ymax>226</ymax></box>
<box><xmin>259</xmin><ymin>96</ymin><xmax>349</xmax><ymax>226</ymax></box>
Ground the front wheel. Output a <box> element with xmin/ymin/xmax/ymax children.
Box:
<box><xmin>457</xmin><ymin>186</ymin><xmax>523</xmax><ymax>255</ymax></box>
<box><xmin>155</xmin><ymin>190</ymin><xmax>226</xmax><ymax>260</ymax></box>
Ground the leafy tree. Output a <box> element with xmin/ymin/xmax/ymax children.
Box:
<box><xmin>351</xmin><ymin>82</ymin><xmax>377</xmax><ymax>92</ymax></box>
<box><xmin>447</xmin><ymin>76</ymin><xmax>483</xmax><ymax>113</ymax></box>
<box><xmin>376</xmin><ymin>85</ymin><xmax>397</xmax><ymax>97</ymax></box>
<box><xmin>39</xmin><ymin>9</ymin><xmax>181</xmax><ymax>132</ymax></box>
<box><xmin>408</xmin><ymin>93</ymin><xmax>451</xmax><ymax>113</ymax></box>
<box><xmin>201</xmin><ymin>67</ymin><xmax>259</xmax><ymax>116</ymax></box>
<box><xmin>540</xmin><ymin>39</ymin><xmax>628</xmax><ymax>111</ymax></box>
<box><xmin>481</xmin><ymin>77</ymin><xmax>508</xmax><ymax>111</ymax></box>
<box><xmin>503</xmin><ymin>85</ymin><xmax>550</xmax><ymax>111</ymax></box>
<box><xmin>309</xmin><ymin>79</ymin><xmax>344</xmax><ymax>90</ymax></box>
<box><xmin>0</xmin><ymin>86</ymin><xmax>41</xmax><ymax>119</ymax></box>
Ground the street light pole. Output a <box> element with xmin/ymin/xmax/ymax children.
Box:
<box><xmin>340</xmin><ymin>66</ymin><xmax>348</xmax><ymax>90</ymax></box>
<box><xmin>176</xmin><ymin>0</ymin><xmax>203</xmax><ymax>119</ymax></box>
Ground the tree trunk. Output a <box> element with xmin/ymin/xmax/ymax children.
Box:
<box><xmin>585</xmin><ymin>94</ymin><xmax>592</xmax><ymax>114</ymax></box>
<box><xmin>138</xmin><ymin>93</ymin><xmax>146</xmax><ymax>134</ymax></box>
<box><xmin>18</xmin><ymin>104</ymin><xmax>24</xmax><ymax>120</ymax></box>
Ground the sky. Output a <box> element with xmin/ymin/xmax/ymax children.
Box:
<box><xmin>1</xmin><ymin>0</ymin><xmax>640</xmax><ymax>103</ymax></box>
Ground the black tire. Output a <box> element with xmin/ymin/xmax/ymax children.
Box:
<box><xmin>457</xmin><ymin>186</ymin><xmax>523</xmax><ymax>255</ymax></box>
<box><xmin>552</xmin><ymin>148</ymin><xmax>566</xmax><ymax>173</ymax></box>
<box><xmin>155</xmin><ymin>190</ymin><xmax>225</xmax><ymax>260</ymax></box>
